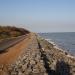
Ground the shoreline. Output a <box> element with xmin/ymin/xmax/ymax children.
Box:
<box><xmin>45</xmin><ymin>38</ymin><xmax>75</xmax><ymax>59</ymax></box>
<box><xmin>0</xmin><ymin>33</ymin><xmax>75</xmax><ymax>75</ymax></box>
<box><xmin>37</xmin><ymin>34</ymin><xmax>75</xmax><ymax>59</ymax></box>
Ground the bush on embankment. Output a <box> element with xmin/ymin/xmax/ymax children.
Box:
<box><xmin>0</xmin><ymin>26</ymin><xmax>30</xmax><ymax>39</ymax></box>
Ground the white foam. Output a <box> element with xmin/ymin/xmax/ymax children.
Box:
<box><xmin>45</xmin><ymin>39</ymin><xmax>56</xmax><ymax>46</ymax></box>
<box><xmin>45</xmin><ymin>39</ymin><xmax>75</xmax><ymax>59</ymax></box>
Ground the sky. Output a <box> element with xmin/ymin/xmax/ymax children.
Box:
<box><xmin>0</xmin><ymin>0</ymin><xmax>75</xmax><ymax>32</ymax></box>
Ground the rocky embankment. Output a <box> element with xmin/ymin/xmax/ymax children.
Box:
<box><xmin>0</xmin><ymin>33</ymin><xmax>75</xmax><ymax>75</ymax></box>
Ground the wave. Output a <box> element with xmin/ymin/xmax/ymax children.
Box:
<box><xmin>45</xmin><ymin>38</ymin><xmax>75</xmax><ymax>59</ymax></box>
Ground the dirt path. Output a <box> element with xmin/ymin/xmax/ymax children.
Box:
<box><xmin>0</xmin><ymin>33</ymin><xmax>33</xmax><ymax>65</ymax></box>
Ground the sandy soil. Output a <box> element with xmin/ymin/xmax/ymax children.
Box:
<box><xmin>0</xmin><ymin>33</ymin><xmax>33</xmax><ymax>65</ymax></box>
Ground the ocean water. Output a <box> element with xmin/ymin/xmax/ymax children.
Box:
<box><xmin>39</xmin><ymin>32</ymin><xmax>75</xmax><ymax>56</ymax></box>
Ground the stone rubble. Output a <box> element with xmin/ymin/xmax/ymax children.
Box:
<box><xmin>0</xmin><ymin>33</ymin><xmax>75</xmax><ymax>75</ymax></box>
<box><xmin>37</xmin><ymin>35</ymin><xmax>75</xmax><ymax>75</ymax></box>
<box><xmin>6</xmin><ymin>35</ymin><xmax>47</xmax><ymax>75</ymax></box>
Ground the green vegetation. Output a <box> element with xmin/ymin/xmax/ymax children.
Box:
<box><xmin>0</xmin><ymin>26</ymin><xmax>30</xmax><ymax>39</ymax></box>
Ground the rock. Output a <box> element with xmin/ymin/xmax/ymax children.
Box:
<box><xmin>21</xmin><ymin>64</ymin><xmax>27</xmax><ymax>72</ymax></box>
<box><xmin>18</xmin><ymin>71</ymin><xmax>22</xmax><ymax>75</ymax></box>
<box><xmin>10</xmin><ymin>71</ymin><xmax>18</xmax><ymax>75</ymax></box>
<box><xmin>30</xmin><ymin>60</ymin><xmax>36</xmax><ymax>65</ymax></box>
<box><xmin>1</xmin><ymin>34</ymin><xmax>75</xmax><ymax>75</ymax></box>
<box><xmin>32</xmin><ymin>68</ymin><xmax>39</xmax><ymax>73</ymax></box>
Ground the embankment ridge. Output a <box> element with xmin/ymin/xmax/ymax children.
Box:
<box><xmin>0</xmin><ymin>33</ymin><xmax>75</xmax><ymax>75</ymax></box>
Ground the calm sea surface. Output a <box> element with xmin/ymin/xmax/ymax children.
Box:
<box><xmin>39</xmin><ymin>32</ymin><xmax>75</xmax><ymax>56</ymax></box>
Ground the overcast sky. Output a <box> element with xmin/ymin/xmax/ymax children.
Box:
<box><xmin>0</xmin><ymin>0</ymin><xmax>75</xmax><ymax>32</ymax></box>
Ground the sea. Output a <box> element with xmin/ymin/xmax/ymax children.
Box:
<box><xmin>39</xmin><ymin>32</ymin><xmax>75</xmax><ymax>56</ymax></box>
